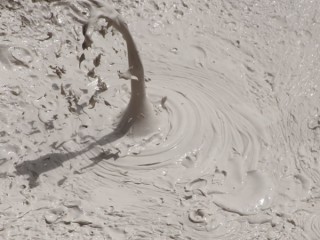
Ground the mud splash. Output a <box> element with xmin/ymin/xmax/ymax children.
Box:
<box><xmin>0</xmin><ymin>0</ymin><xmax>320</xmax><ymax>239</ymax></box>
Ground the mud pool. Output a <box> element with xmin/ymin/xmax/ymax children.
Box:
<box><xmin>0</xmin><ymin>0</ymin><xmax>320</xmax><ymax>239</ymax></box>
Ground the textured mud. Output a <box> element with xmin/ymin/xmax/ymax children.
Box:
<box><xmin>0</xmin><ymin>0</ymin><xmax>320</xmax><ymax>239</ymax></box>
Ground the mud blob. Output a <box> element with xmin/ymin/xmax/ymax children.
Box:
<box><xmin>82</xmin><ymin>0</ymin><xmax>159</xmax><ymax>137</ymax></box>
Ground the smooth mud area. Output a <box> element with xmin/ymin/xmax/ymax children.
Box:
<box><xmin>1</xmin><ymin>0</ymin><xmax>320</xmax><ymax>239</ymax></box>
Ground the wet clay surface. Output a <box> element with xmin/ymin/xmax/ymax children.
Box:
<box><xmin>1</xmin><ymin>0</ymin><xmax>320</xmax><ymax>239</ymax></box>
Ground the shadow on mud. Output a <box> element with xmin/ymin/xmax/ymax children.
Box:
<box><xmin>14</xmin><ymin>130</ymin><xmax>125</xmax><ymax>188</ymax></box>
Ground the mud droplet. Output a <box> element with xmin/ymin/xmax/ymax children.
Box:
<box><xmin>44</xmin><ymin>213</ymin><xmax>58</xmax><ymax>224</ymax></box>
<box><xmin>79</xmin><ymin>53</ymin><xmax>85</xmax><ymax>68</ymax></box>
<box><xmin>188</xmin><ymin>209</ymin><xmax>207</xmax><ymax>223</ymax></box>
<box><xmin>87</xmin><ymin>68</ymin><xmax>96</xmax><ymax>78</ymax></box>
<box><xmin>93</xmin><ymin>53</ymin><xmax>102</xmax><ymax>67</ymax></box>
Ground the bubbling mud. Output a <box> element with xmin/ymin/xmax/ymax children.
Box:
<box><xmin>57</xmin><ymin>0</ymin><xmax>275</xmax><ymax>216</ymax></box>
<box><xmin>78</xmin><ymin>0</ymin><xmax>161</xmax><ymax>138</ymax></box>
<box><xmin>1</xmin><ymin>0</ymin><xmax>320</xmax><ymax>239</ymax></box>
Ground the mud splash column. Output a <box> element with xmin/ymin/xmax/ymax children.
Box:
<box><xmin>82</xmin><ymin>0</ymin><xmax>159</xmax><ymax>136</ymax></box>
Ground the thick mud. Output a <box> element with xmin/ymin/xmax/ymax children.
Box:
<box><xmin>0</xmin><ymin>0</ymin><xmax>320</xmax><ymax>239</ymax></box>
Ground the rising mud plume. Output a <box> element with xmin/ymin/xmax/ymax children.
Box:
<box><xmin>2</xmin><ymin>0</ymin><xmax>320</xmax><ymax>239</ymax></box>
<box><xmin>82</xmin><ymin>0</ymin><xmax>159</xmax><ymax>137</ymax></box>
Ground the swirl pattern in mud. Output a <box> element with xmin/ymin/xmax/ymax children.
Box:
<box><xmin>1</xmin><ymin>0</ymin><xmax>320</xmax><ymax>239</ymax></box>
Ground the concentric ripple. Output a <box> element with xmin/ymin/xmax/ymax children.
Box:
<box><xmin>85</xmin><ymin>59</ymin><xmax>268</xmax><ymax>178</ymax></box>
<box><xmin>66</xmin><ymin>48</ymin><xmax>275</xmax><ymax>216</ymax></box>
<box><xmin>3</xmin><ymin>0</ymin><xmax>320</xmax><ymax>239</ymax></box>
<box><xmin>6</xmin><ymin>0</ymin><xmax>274</xmax><ymax>219</ymax></box>
<box><xmin>49</xmin><ymin>1</ymin><xmax>269</xmax><ymax>180</ymax></box>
